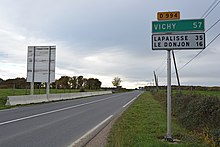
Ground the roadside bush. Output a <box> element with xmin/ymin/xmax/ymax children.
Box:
<box><xmin>0</xmin><ymin>96</ymin><xmax>7</xmax><ymax>106</ymax></box>
<box><xmin>79</xmin><ymin>87</ymin><xmax>85</xmax><ymax>92</ymax></box>
<box><xmin>174</xmin><ymin>94</ymin><xmax>220</xmax><ymax>129</ymax></box>
<box><xmin>152</xmin><ymin>91</ymin><xmax>220</xmax><ymax>146</ymax></box>
<box><xmin>173</xmin><ymin>93</ymin><xmax>220</xmax><ymax>146</ymax></box>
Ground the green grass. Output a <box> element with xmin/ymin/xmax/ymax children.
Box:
<box><xmin>107</xmin><ymin>92</ymin><xmax>206</xmax><ymax>147</ymax></box>
<box><xmin>190</xmin><ymin>90</ymin><xmax>220</xmax><ymax>97</ymax></box>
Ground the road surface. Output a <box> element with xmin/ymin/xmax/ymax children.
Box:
<box><xmin>0</xmin><ymin>91</ymin><xmax>142</xmax><ymax>147</ymax></box>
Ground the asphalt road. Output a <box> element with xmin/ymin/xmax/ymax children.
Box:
<box><xmin>0</xmin><ymin>91</ymin><xmax>142</xmax><ymax>147</ymax></box>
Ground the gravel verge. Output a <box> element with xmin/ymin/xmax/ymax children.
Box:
<box><xmin>84</xmin><ymin>115</ymin><xmax>118</xmax><ymax>147</ymax></box>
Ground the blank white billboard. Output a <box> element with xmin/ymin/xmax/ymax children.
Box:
<box><xmin>27</xmin><ymin>46</ymin><xmax>56</xmax><ymax>83</ymax></box>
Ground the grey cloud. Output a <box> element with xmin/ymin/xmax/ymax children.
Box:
<box><xmin>0</xmin><ymin>0</ymin><xmax>220</xmax><ymax>88</ymax></box>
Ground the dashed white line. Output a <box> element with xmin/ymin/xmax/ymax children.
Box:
<box><xmin>0</xmin><ymin>95</ymin><xmax>119</xmax><ymax>126</ymax></box>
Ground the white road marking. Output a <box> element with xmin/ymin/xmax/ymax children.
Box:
<box><xmin>68</xmin><ymin>115</ymin><xmax>113</xmax><ymax>147</ymax></box>
<box><xmin>0</xmin><ymin>95</ymin><xmax>119</xmax><ymax>126</ymax></box>
<box><xmin>123</xmin><ymin>94</ymin><xmax>141</xmax><ymax>108</ymax></box>
<box><xmin>0</xmin><ymin>108</ymin><xmax>18</xmax><ymax>112</ymax></box>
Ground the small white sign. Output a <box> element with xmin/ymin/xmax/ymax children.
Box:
<box><xmin>152</xmin><ymin>33</ymin><xmax>205</xmax><ymax>50</ymax></box>
<box><xmin>27</xmin><ymin>46</ymin><xmax>56</xmax><ymax>83</ymax></box>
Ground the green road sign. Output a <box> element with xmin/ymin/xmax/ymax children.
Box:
<box><xmin>152</xmin><ymin>19</ymin><xmax>204</xmax><ymax>33</ymax></box>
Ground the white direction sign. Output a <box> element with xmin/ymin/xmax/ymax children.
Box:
<box><xmin>27</xmin><ymin>46</ymin><xmax>56</xmax><ymax>83</ymax></box>
<box><xmin>152</xmin><ymin>33</ymin><xmax>205</xmax><ymax>50</ymax></box>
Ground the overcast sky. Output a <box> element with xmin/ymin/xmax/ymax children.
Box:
<box><xmin>0</xmin><ymin>0</ymin><xmax>220</xmax><ymax>88</ymax></box>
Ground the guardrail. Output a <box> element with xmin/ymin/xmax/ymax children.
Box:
<box><xmin>6</xmin><ymin>91</ymin><xmax>112</xmax><ymax>106</ymax></box>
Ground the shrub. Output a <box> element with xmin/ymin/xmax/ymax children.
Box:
<box><xmin>173</xmin><ymin>93</ymin><xmax>220</xmax><ymax>146</ymax></box>
<box><xmin>0</xmin><ymin>96</ymin><xmax>7</xmax><ymax>106</ymax></box>
<box><xmin>79</xmin><ymin>87</ymin><xmax>85</xmax><ymax>92</ymax></box>
<box><xmin>152</xmin><ymin>91</ymin><xmax>220</xmax><ymax>146</ymax></box>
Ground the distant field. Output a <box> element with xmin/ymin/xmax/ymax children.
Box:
<box><xmin>191</xmin><ymin>90</ymin><xmax>220</xmax><ymax>97</ymax></box>
<box><xmin>174</xmin><ymin>90</ymin><xmax>220</xmax><ymax>98</ymax></box>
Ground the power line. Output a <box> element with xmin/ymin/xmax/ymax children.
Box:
<box><xmin>176</xmin><ymin>4</ymin><xmax>220</xmax><ymax>72</ymax></box>
<box><xmin>155</xmin><ymin>56</ymin><xmax>166</xmax><ymax>72</ymax></box>
<box><xmin>201</xmin><ymin>0</ymin><xmax>218</xmax><ymax>18</ymax></box>
<box><xmin>203</xmin><ymin>0</ymin><xmax>220</xmax><ymax>18</ymax></box>
<box><xmin>205</xmin><ymin>17</ymin><xmax>220</xmax><ymax>33</ymax></box>
<box><xmin>154</xmin><ymin>55</ymin><xmax>167</xmax><ymax>77</ymax></box>
<box><xmin>177</xmin><ymin>31</ymin><xmax>220</xmax><ymax>72</ymax></box>
<box><xmin>154</xmin><ymin>0</ymin><xmax>220</xmax><ymax>78</ymax></box>
<box><xmin>206</xmin><ymin>31</ymin><xmax>220</xmax><ymax>47</ymax></box>
<box><xmin>158</xmin><ymin>30</ymin><xmax>220</xmax><ymax>77</ymax></box>
<box><xmin>158</xmin><ymin>64</ymin><xmax>166</xmax><ymax>76</ymax></box>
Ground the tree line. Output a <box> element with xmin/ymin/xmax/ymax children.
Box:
<box><xmin>53</xmin><ymin>76</ymin><xmax>102</xmax><ymax>90</ymax></box>
<box><xmin>0</xmin><ymin>76</ymin><xmax>102</xmax><ymax>90</ymax></box>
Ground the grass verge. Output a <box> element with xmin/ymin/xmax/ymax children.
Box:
<box><xmin>107</xmin><ymin>92</ymin><xmax>206</xmax><ymax>147</ymax></box>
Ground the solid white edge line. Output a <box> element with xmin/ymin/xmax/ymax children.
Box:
<box><xmin>68</xmin><ymin>114</ymin><xmax>113</xmax><ymax>147</ymax></box>
<box><xmin>123</xmin><ymin>94</ymin><xmax>141</xmax><ymax>108</ymax></box>
<box><xmin>0</xmin><ymin>108</ymin><xmax>18</xmax><ymax>112</ymax></box>
<box><xmin>0</xmin><ymin>95</ymin><xmax>119</xmax><ymax>126</ymax></box>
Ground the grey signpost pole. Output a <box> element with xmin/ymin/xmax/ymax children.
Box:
<box><xmin>46</xmin><ymin>47</ymin><xmax>51</xmax><ymax>95</ymax></box>
<box><xmin>166</xmin><ymin>49</ymin><xmax>172</xmax><ymax>140</ymax></box>
<box><xmin>152</xmin><ymin>14</ymin><xmax>205</xmax><ymax>142</ymax></box>
<box><xmin>30</xmin><ymin>47</ymin><xmax>36</xmax><ymax>95</ymax></box>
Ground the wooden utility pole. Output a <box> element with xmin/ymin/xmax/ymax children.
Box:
<box><xmin>172</xmin><ymin>50</ymin><xmax>181</xmax><ymax>92</ymax></box>
<box><xmin>153</xmin><ymin>71</ymin><xmax>159</xmax><ymax>92</ymax></box>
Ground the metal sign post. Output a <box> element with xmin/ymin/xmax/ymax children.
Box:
<box><xmin>166</xmin><ymin>50</ymin><xmax>172</xmax><ymax>140</ymax></box>
<box><xmin>151</xmin><ymin>11</ymin><xmax>205</xmax><ymax>142</ymax></box>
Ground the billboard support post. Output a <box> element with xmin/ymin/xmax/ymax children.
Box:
<box><xmin>46</xmin><ymin>46</ymin><xmax>52</xmax><ymax>96</ymax></box>
<box><xmin>30</xmin><ymin>82</ymin><xmax>34</xmax><ymax>95</ymax></box>
<box><xmin>30</xmin><ymin>47</ymin><xmax>36</xmax><ymax>95</ymax></box>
